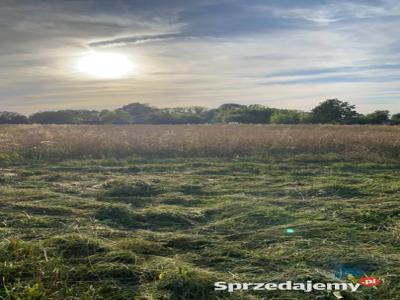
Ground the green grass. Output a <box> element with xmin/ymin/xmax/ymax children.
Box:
<box><xmin>0</xmin><ymin>156</ymin><xmax>399</xmax><ymax>299</ymax></box>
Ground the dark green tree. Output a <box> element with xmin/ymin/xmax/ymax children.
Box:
<box><xmin>29</xmin><ymin>110</ymin><xmax>101</xmax><ymax>124</ymax></box>
<box><xmin>99</xmin><ymin>110</ymin><xmax>132</xmax><ymax>124</ymax></box>
<box><xmin>270</xmin><ymin>110</ymin><xmax>301</xmax><ymax>124</ymax></box>
<box><xmin>365</xmin><ymin>110</ymin><xmax>390</xmax><ymax>124</ymax></box>
<box><xmin>29</xmin><ymin>110</ymin><xmax>77</xmax><ymax>124</ymax></box>
<box><xmin>120</xmin><ymin>103</ymin><xmax>158</xmax><ymax>123</ymax></box>
<box><xmin>214</xmin><ymin>104</ymin><xmax>273</xmax><ymax>124</ymax></box>
<box><xmin>0</xmin><ymin>111</ymin><xmax>28</xmax><ymax>124</ymax></box>
<box><xmin>311</xmin><ymin>99</ymin><xmax>358</xmax><ymax>124</ymax></box>
<box><xmin>159</xmin><ymin>107</ymin><xmax>208</xmax><ymax>124</ymax></box>
<box><xmin>391</xmin><ymin>113</ymin><xmax>400</xmax><ymax>125</ymax></box>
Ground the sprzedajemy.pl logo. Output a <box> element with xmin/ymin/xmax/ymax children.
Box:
<box><xmin>214</xmin><ymin>276</ymin><xmax>381</xmax><ymax>293</ymax></box>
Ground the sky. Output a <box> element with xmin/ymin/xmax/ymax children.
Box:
<box><xmin>0</xmin><ymin>0</ymin><xmax>399</xmax><ymax>114</ymax></box>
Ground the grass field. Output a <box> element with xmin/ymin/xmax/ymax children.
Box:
<box><xmin>0</xmin><ymin>125</ymin><xmax>399</xmax><ymax>299</ymax></box>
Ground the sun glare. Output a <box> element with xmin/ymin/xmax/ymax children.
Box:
<box><xmin>76</xmin><ymin>52</ymin><xmax>135</xmax><ymax>79</ymax></box>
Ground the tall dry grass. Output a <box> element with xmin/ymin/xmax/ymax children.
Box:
<box><xmin>1</xmin><ymin>124</ymin><xmax>400</xmax><ymax>160</ymax></box>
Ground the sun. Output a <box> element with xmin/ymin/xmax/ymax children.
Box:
<box><xmin>76</xmin><ymin>52</ymin><xmax>135</xmax><ymax>79</ymax></box>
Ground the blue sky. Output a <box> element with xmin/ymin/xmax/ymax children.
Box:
<box><xmin>0</xmin><ymin>0</ymin><xmax>399</xmax><ymax>113</ymax></box>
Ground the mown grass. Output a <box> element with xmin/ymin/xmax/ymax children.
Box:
<box><xmin>0</xmin><ymin>125</ymin><xmax>399</xmax><ymax>299</ymax></box>
<box><xmin>0</xmin><ymin>154</ymin><xmax>399</xmax><ymax>299</ymax></box>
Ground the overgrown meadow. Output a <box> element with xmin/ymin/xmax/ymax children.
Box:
<box><xmin>0</xmin><ymin>125</ymin><xmax>399</xmax><ymax>299</ymax></box>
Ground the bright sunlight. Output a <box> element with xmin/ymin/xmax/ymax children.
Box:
<box><xmin>76</xmin><ymin>52</ymin><xmax>135</xmax><ymax>79</ymax></box>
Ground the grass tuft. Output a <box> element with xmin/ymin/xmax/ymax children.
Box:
<box><xmin>45</xmin><ymin>234</ymin><xmax>106</xmax><ymax>258</ymax></box>
<box><xmin>102</xmin><ymin>179</ymin><xmax>161</xmax><ymax>197</ymax></box>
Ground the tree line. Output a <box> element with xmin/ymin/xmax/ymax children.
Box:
<box><xmin>0</xmin><ymin>99</ymin><xmax>399</xmax><ymax>125</ymax></box>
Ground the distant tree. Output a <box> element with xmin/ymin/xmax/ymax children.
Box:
<box><xmin>29</xmin><ymin>110</ymin><xmax>76</xmax><ymax>124</ymax></box>
<box><xmin>311</xmin><ymin>99</ymin><xmax>358</xmax><ymax>124</ymax></box>
<box><xmin>99</xmin><ymin>110</ymin><xmax>132</xmax><ymax>124</ymax></box>
<box><xmin>217</xmin><ymin>103</ymin><xmax>247</xmax><ymax>110</ymax></box>
<box><xmin>214</xmin><ymin>104</ymin><xmax>273</xmax><ymax>123</ymax></box>
<box><xmin>299</xmin><ymin>112</ymin><xmax>313</xmax><ymax>124</ymax></box>
<box><xmin>202</xmin><ymin>109</ymin><xmax>218</xmax><ymax>123</ymax></box>
<box><xmin>364</xmin><ymin>110</ymin><xmax>390</xmax><ymax>124</ymax></box>
<box><xmin>0</xmin><ymin>111</ymin><xmax>28</xmax><ymax>124</ymax></box>
<box><xmin>6</xmin><ymin>101</ymin><xmax>397</xmax><ymax>125</ymax></box>
<box><xmin>76</xmin><ymin>110</ymin><xmax>101</xmax><ymax>124</ymax></box>
<box><xmin>29</xmin><ymin>110</ymin><xmax>104</xmax><ymax>124</ymax></box>
<box><xmin>391</xmin><ymin>113</ymin><xmax>400</xmax><ymax>125</ymax></box>
<box><xmin>159</xmin><ymin>106</ymin><xmax>208</xmax><ymax>124</ymax></box>
<box><xmin>164</xmin><ymin>106</ymin><xmax>208</xmax><ymax>115</ymax></box>
<box><xmin>348</xmin><ymin>113</ymin><xmax>368</xmax><ymax>124</ymax></box>
<box><xmin>150</xmin><ymin>112</ymin><xmax>178</xmax><ymax>124</ymax></box>
<box><xmin>120</xmin><ymin>103</ymin><xmax>158</xmax><ymax>123</ymax></box>
<box><xmin>270</xmin><ymin>110</ymin><xmax>301</xmax><ymax>124</ymax></box>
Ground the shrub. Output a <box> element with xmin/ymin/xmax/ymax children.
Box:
<box><xmin>270</xmin><ymin>110</ymin><xmax>301</xmax><ymax>124</ymax></box>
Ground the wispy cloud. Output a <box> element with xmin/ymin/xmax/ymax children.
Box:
<box><xmin>0</xmin><ymin>0</ymin><xmax>399</xmax><ymax>114</ymax></box>
<box><xmin>256</xmin><ymin>0</ymin><xmax>400</xmax><ymax>24</ymax></box>
<box><xmin>88</xmin><ymin>33</ymin><xmax>183</xmax><ymax>48</ymax></box>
